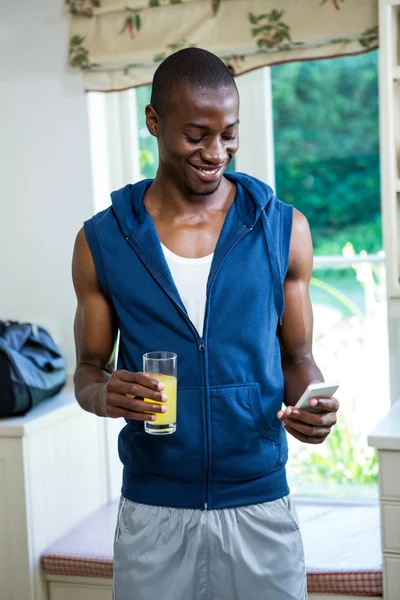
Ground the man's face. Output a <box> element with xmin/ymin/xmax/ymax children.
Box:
<box><xmin>148</xmin><ymin>85</ymin><xmax>240</xmax><ymax>196</ymax></box>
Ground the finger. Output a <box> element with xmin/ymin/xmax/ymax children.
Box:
<box><xmin>110</xmin><ymin>381</ymin><xmax>168</xmax><ymax>403</ymax></box>
<box><xmin>107</xmin><ymin>392</ymin><xmax>166</xmax><ymax>413</ymax></box>
<box><xmin>114</xmin><ymin>370</ymin><xmax>165</xmax><ymax>391</ymax></box>
<box><xmin>284</xmin><ymin>424</ymin><xmax>325</xmax><ymax>444</ymax></box>
<box><xmin>285</xmin><ymin>408</ymin><xmax>337</xmax><ymax>427</ymax></box>
<box><xmin>107</xmin><ymin>405</ymin><xmax>158</xmax><ymax>422</ymax></box>
<box><xmin>131</xmin><ymin>398</ymin><xmax>168</xmax><ymax>414</ymax></box>
<box><xmin>283</xmin><ymin>424</ymin><xmax>309</xmax><ymax>443</ymax></box>
<box><xmin>129</xmin><ymin>385</ymin><xmax>168</xmax><ymax>403</ymax></box>
<box><xmin>309</xmin><ymin>397</ymin><xmax>339</xmax><ymax>412</ymax></box>
<box><xmin>282</xmin><ymin>418</ymin><xmax>330</xmax><ymax>438</ymax></box>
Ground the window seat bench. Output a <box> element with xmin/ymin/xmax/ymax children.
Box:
<box><xmin>41</xmin><ymin>498</ymin><xmax>383</xmax><ymax>600</ymax></box>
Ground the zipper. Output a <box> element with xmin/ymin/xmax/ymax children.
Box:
<box><xmin>198</xmin><ymin>335</ymin><xmax>207</xmax><ymax>509</ymax></box>
<box><xmin>199</xmin><ymin>224</ymin><xmax>253</xmax><ymax>511</ymax></box>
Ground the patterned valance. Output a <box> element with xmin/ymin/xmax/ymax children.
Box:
<box><xmin>65</xmin><ymin>0</ymin><xmax>378</xmax><ymax>91</ymax></box>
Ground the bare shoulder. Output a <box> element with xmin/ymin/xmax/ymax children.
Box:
<box><xmin>286</xmin><ymin>209</ymin><xmax>313</xmax><ymax>280</ymax></box>
<box><xmin>72</xmin><ymin>227</ymin><xmax>101</xmax><ymax>296</ymax></box>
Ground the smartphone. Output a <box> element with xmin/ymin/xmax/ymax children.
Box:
<box><xmin>294</xmin><ymin>382</ymin><xmax>339</xmax><ymax>413</ymax></box>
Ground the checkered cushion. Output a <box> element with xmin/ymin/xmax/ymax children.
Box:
<box><xmin>41</xmin><ymin>555</ymin><xmax>113</xmax><ymax>579</ymax></box>
<box><xmin>41</xmin><ymin>499</ymin><xmax>383</xmax><ymax>596</ymax></box>
<box><xmin>41</xmin><ymin>501</ymin><xmax>117</xmax><ymax>579</ymax></box>
<box><xmin>307</xmin><ymin>572</ymin><xmax>382</xmax><ymax>595</ymax></box>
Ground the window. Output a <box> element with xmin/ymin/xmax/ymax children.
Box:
<box><xmin>271</xmin><ymin>51</ymin><xmax>387</xmax><ymax>499</ymax></box>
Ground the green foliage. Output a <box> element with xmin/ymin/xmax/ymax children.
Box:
<box><xmin>359</xmin><ymin>26</ymin><xmax>379</xmax><ymax>49</ymax></box>
<box><xmin>136</xmin><ymin>86</ymin><xmax>159</xmax><ymax>179</ymax></box>
<box><xmin>249</xmin><ymin>10</ymin><xmax>292</xmax><ymax>49</ymax></box>
<box><xmin>211</xmin><ymin>0</ymin><xmax>222</xmax><ymax>16</ymax></box>
<box><xmin>66</xmin><ymin>0</ymin><xmax>100</xmax><ymax>16</ymax></box>
<box><xmin>69</xmin><ymin>35</ymin><xmax>99</xmax><ymax>70</ymax></box>
<box><xmin>292</xmin><ymin>417</ymin><xmax>379</xmax><ymax>486</ymax></box>
<box><xmin>140</xmin><ymin>149</ymin><xmax>155</xmax><ymax>173</ymax></box>
<box><xmin>271</xmin><ymin>51</ymin><xmax>381</xmax><ymax>255</ymax></box>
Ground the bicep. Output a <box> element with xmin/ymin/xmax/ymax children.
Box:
<box><xmin>72</xmin><ymin>228</ymin><xmax>117</xmax><ymax>370</ymax></box>
<box><xmin>279</xmin><ymin>210</ymin><xmax>314</xmax><ymax>363</ymax></box>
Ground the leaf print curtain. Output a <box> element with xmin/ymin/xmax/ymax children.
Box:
<box><xmin>65</xmin><ymin>0</ymin><xmax>378</xmax><ymax>91</ymax></box>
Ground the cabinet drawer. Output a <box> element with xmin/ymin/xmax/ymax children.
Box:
<box><xmin>384</xmin><ymin>555</ymin><xmax>400</xmax><ymax>600</ymax></box>
<box><xmin>49</xmin><ymin>582</ymin><xmax>112</xmax><ymax>600</ymax></box>
<box><xmin>382</xmin><ymin>503</ymin><xmax>400</xmax><ymax>553</ymax></box>
<box><xmin>379</xmin><ymin>451</ymin><xmax>400</xmax><ymax>498</ymax></box>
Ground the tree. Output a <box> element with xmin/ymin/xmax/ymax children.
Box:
<box><xmin>271</xmin><ymin>51</ymin><xmax>381</xmax><ymax>255</ymax></box>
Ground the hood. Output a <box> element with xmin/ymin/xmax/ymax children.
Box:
<box><xmin>110</xmin><ymin>173</ymin><xmax>276</xmax><ymax>238</ymax></box>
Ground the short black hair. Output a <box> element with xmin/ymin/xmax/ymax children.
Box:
<box><xmin>150</xmin><ymin>47</ymin><xmax>237</xmax><ymax>116</ymax></box>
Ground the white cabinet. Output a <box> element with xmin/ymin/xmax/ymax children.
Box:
<box><xmin>381</xmin><ymin>502</ymin><xmax>400</xmax><ymax>553</ymax></box>
<box><xmin>379</xmin><ymin>0</ymin><xmax>400</xmax><ymax>301</ymax></box>
<box><xmin>0</xmin><ymin>388</ymin><xmax>112</xmax><ymax>600</ymax></box>
<box><xmin>48</xmin><ymin>581</ymin><xmax>112</xmax><ymax>600</ymax></box>
<box><xmin>384</xmin><ymin>555</ymin><xmax>400</xmax><ymax>599</ymax></box>
<box><xmin>369</xmin><ymin>399</ymin><xmax>400</xmax><ymax>600</ymax></box>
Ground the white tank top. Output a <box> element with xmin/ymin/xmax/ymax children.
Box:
<box><xmin>161</xmin><ymin>243</ymin><xmax>213</xmax><ymax>337</ymax></box>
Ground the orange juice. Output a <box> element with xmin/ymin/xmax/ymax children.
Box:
<box><xmin>144</xmin><ymin>374</ymin><xmax>177</xmax><ymax>425</ymax></box>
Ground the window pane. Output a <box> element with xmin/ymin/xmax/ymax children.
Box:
<box><xmin>286</xmin><ymin>260</ymin><xmax>388</xmax><ymax>499</ymax></box>
<box><xmin>271</xmin><ymin>52</ymin><xmax>388</xmax><ymax>499</ymax></box>
<box><xmin>136</xmin><ymin>85</ymin><xmax>158</xmax><ymax>180</ymax></box>
<box><xmin>271</xmin><ymin>51</ymin><xmax>381</xmax><ymax>255</ymax></box>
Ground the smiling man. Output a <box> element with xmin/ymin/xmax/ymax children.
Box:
<box><xmin>72</xmin><ymin>48</ymin><xmax>339</xmax><ymax>600</ymax></box>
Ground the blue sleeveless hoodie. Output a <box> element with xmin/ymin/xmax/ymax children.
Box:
<box><xmin>84</xmin><ymin>172</ymin><xmax>293</xmax><ymax>510</ymax></box>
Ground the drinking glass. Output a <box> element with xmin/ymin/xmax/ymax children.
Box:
<box><xmin>143</xmin><ymin>351</ymin><xmax>177</xmax><ymax>435</ymax></box>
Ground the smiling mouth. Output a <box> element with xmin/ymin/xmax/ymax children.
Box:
<box><xmin>188</xmin><ymin>162</ymin><xmax>226</xmax><ymax>181</ymax></box>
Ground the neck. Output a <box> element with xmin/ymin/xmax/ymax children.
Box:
<box><xmin>144</xmin><ymin>170</ymin><xmax>235</xmax><ymax>219</ymax></box>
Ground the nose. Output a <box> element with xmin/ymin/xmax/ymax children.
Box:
<box><xmin>200</xmin><ymin>137</ymin><xmax>227</xmax><ymax>166</ymax></box>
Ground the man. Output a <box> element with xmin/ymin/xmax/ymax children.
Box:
<box><xmin>72</xmin><ymin>48</ymin><xmax>339</xmax><ymax>600</ymax></box>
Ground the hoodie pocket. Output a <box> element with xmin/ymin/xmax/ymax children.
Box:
<box><xmin>210</xmin><ymin>383</ymin><xmax>280</xmax><ymax>482</ymax></box>
<box><xmin>132</xmin><ymin>386</ymin><xmax>203</xmax><ymax>482</ymax></box>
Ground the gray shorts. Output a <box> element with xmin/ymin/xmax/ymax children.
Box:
<box><xmin>113</xmin><ymin>495</ymin><xmax>307</xmax><ymax>600</ymax></box>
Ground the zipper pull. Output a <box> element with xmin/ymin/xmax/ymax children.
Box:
<box><xmin>199</xmin><ymin>338</ymin><xmax>205</xmax><ymax>352</ymax></box>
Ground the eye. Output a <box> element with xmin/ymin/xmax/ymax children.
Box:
<box><xmin>186</xmin><ymin>135</ymin><xmax>205</xmax><ymax>144</ymax></box>
<box><xmin>222</xmin><ymin>135</ymin><xmax>236</xmax><ymax>141</ymax></box>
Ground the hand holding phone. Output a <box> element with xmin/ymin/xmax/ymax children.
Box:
<box><xmin>294</xmin><ymin>381</ymin><xmax>339</xmax><ymax>414</ymax></box>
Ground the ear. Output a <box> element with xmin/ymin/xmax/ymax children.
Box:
<box><xmin>145</xmin><ymin>104</ymin><xmax>160</xmax><ymax>138</ymax></box>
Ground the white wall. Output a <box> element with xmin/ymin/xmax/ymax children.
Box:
<box><xmin>0</xmin><ymin>1</ymin><xmax>94</xmax><ymax>373</ymax></box>
<box><xmin>235</xmin><ymin>68</ymin><xmax>275</xmax><ymax>187</ymax></box>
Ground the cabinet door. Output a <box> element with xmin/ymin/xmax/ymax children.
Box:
<box><xmin>379</xmin><ymin>451</ymin><xmax>400</xmax><ymax>499</ymax></box>
<box><xmin>384</xmin><ymin>555</ymin><xmax>400</xmax><ymax>600</ymax></box>
<box><xmin>49</xmin><ymin>582</ymin><xmax>112</xmax><ymax>600</ymax></box>
<box><xmin>382</xmin><ymin>502</ymin><xmax>400</xmax><ymax>553</ymax></box>
<box><xmin>0</xmin><ymin>438</ymin><xmax>31</xmax><ymax>600</ymax></box>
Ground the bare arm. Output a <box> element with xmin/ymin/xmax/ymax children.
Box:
<box><xmin>72</xmin><ymin>228</ymin><xmax>118</xmax><ymax>415</ymax></box>
<box><xmin>279</xmin><ymin>209</ymin><xmax>323</xmax><ymax>406</ymax></box>
<box><xmin>72</xmin><ymin>228</ymin><xmax>167</xmax><ymax>419</ymax></box>
<box><xmin>277</xmin><ymin>209</ymin><xmax>339</xmax><ymax>443</ymax></box>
